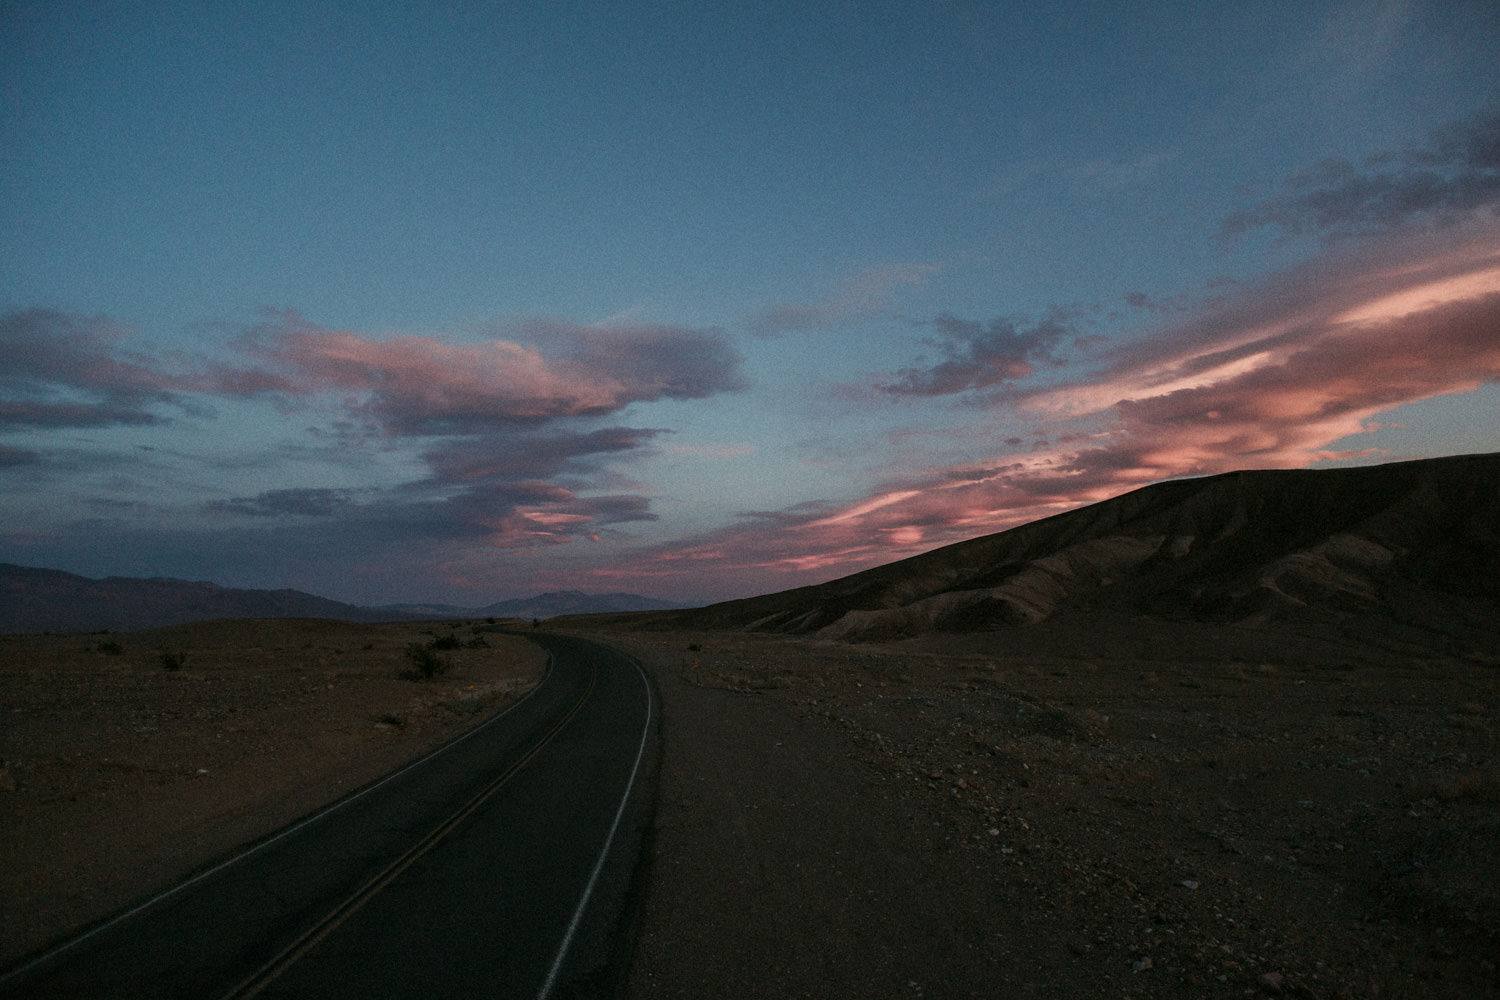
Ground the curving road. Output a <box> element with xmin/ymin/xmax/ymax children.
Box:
<box><xmin>0</xmin><ymin>633</ymin><xmax>655</xmax><ymax>1000</ymax></box>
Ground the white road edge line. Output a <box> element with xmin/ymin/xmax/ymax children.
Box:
<box><xmin>537</xmin><ymin>651</ymin><xmax>653</xmax><ymax>1000</ymax></box>
<box><xmin>0</xmin><ymin>655</ymin><xmax>553</xmax><ymax>987</ymax></box>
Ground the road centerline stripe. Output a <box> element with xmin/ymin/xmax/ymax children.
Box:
<box><xmin>536</xmin><ymin>649</ymin><xmax>654</xmax><ymax>1000</ymax></box>
<box><xmin>217</xmin><ymin>660</ymin><xmax>601</xmax><ymax>1000</ymax></box>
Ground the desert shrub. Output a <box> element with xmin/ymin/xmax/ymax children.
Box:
<box><xmin>437</xmin><ymin>694</ymin><xmax>486</xmax><ymax>716</ymax></box>
<box><xmin>1435</xmin><ymin>768</ymin><xmax>1500</xmax><ymax>803</ymax></box>
<box><xmin>97</xmin><ymin>640</ymin><xmax>125</xmax><ymax>656</ymax></box>
<box><xmin>160</xmin><ymin>651</ymin><xmax>186</xmax><ymax>671</ymax></box>
<box><xmin>376</xmin><ymin>712</ymin><xmax>406</xmax><ymax>727</ymax></box>
<box><xmin>430</xmin><ymin>633</ymin><xmax>462</xmax><ymax>651</ymax></box>
<box><xmin>399</xmin><ymin>642</ymin><xmax>449</xmax><ymax>680</ymax></box>
<box><xmin>464</xmin><ymin>634</ymin><xmax>489</xmax><ymax>649</ymax></box>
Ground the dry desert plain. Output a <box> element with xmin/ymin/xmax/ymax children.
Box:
<box><xmin>0</xmin><ymin>618</ymin><xmax>545</xmax><ymax>970</ymax></box>
<box><xmin>2</xmin><ymin>612</ymin><xmax>1498</xmax><ymax>998</ymax></box>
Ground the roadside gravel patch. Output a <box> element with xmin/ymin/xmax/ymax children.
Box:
<box><xmin>601</xmin><ymin>623</ymin><xmax>1499</xmax><ymax>999</ymax></box>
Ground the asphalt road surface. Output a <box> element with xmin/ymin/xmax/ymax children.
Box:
<box><xmin>0</xmin><ymin>633</ymin><xmax>656</xmax><ymax>1000</ymax></box>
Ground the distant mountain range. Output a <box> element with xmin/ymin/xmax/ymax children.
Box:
<box><xmin>379</xmin><ymin>591</ymin><xmax>693</xmax><ymax>621</ymax></box>
<box><xmin>0</xmin><ymin>565</ymin><xmax>692</xmax><ymax>634</ymax></box>
<box><xmin>605</xmin><ymin>452</ymin><xmax>1500</xmax><ymax>652</ymax></box>
<box><xmin>7</xmin><ymin>453</ymin><xmax>1496</xmax><ymax>641</ymax></box>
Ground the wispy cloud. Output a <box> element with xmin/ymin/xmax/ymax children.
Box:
<box><xmin>876</xmin><ymin>312</ymin><xmax>1074</xmax><ymax>396</ymax></box>
<box><xmin>748</xmin><ymin>262</ymin><xmax>937</xmax><ymax>336</ymax></box>
<box><xmin>0</xmin><ymin>309</ymin><xmax>184</xmax><ymax>428</ymax></box>
<box><xmin>216</xmin><ymin>311</ymin><xmax>746</xmax><ymax>435</ymax></box>
<box><xmin>420</xmin><ymin>427</ymin><xmax>668</xmax><ymax>484</ymax></box>
<box><xmin>209</xmin><ymin>487</ymin><xmax>355</xmax><ymax>517</ymax></box>
<box><xmin>1063</xmin><ymin>151</ymin><xmax>1175</xmax><ymax>198</ymax></box>
<box><xmin>0</xmin><ymin>444</ymin><xmax>39</xmax><ymax>467</ymax></box>
<box><xmin>1220</xmin><ymin>106</ymin><xmax>1500</xmax><ymax>241</ymax></box>
<box><xmin>602</xmin><ymin>219</ymin><xmax>1500</xmax><ymax>596</ymax></box>
<box><xmin>1</xmin><ymin>309</ymin><xmax>747</xmax><ymax>554</ymax></box>
<box><xmin>208</xmin><ymin>316</ymin><xmax>743</xmax><ymax>547</ymax></box>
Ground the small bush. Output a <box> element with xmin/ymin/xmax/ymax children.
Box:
<box><xmin>430</xmin><ymin>633</ymin><xmax>462</xmax><ymax>651</ymax></box>
<box><xmin>97</xmin><ymin>640</ymin><xmax>125</xmax><ymax>656</ymax></box>
<box><xmin>399</xmin><ymin>642</ymin><xmax>449</xmax><ymax>680</ymax></box>
<box><xmin>160</xmin><ymin>651</ymin><xmax>186</xmax><ymax>671</ymax></box>
<box><xmin>464</xmin><ymin>634</ymin><xmax>489</xmax><ymax>649</ymax></box>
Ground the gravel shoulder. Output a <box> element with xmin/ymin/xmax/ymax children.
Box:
<box><xmin>594</xmin><ymin>615</ymin><xmax>1499</xmax><ymax>999</ymax></box>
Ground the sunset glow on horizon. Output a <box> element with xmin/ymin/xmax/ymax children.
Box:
<box><xmin>3</xmin><ymin>3</ymin><xmax>1498</xmax><ymax>606</ymax></box>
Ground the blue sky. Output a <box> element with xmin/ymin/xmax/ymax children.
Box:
<box><xmin>3</xmin><ymin>1</ymin><xmax>1499</xmax><ymax>605</ymax></box>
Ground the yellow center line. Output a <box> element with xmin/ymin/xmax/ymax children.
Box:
<box><xmin>218</xmin><ymin>659</ymin><xmax>600</xmax><ymax>1000</ymax></box>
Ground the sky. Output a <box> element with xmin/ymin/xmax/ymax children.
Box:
<box><xmin>2</xmin><ymin>1</ymin><xmax>1499</xmax><ymax>607</ymax></box>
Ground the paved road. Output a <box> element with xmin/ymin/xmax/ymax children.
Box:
<box><xmin>0</xmin><ymin>633</ymin><xmax>655</xmax><ymax>1000</ymax></box>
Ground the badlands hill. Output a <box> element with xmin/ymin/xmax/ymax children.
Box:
<box><xmin>611</xmin><ymin>452</ymin><xmax>1500</xmax><ymax>649</ymax></box>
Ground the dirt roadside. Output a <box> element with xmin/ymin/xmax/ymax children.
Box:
<box><xmin>0</xmin><ymin>618</ymin><xmax>544</xmax><ymax>967</ymax></box>
<box><xmin>3</xmin><ymin>614</ymin><xmax>1496</xmax><ymax>997</ymax></box>
<box><xmin>596</xmin><ymin>618</ymin><xmax>1499</xmax><ymax>999</ymax></box>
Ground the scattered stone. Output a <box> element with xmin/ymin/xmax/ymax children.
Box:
<box><xmin>1181</xmin><ymin>879</ymin><xmax>1199</xmax><ymax>889</ymax></box>
<box><xmin>1258</xmin><ymin>971</ymin><xmax>1284</xmax><ymax>993</ymax></box>
<box><xmin>1132</xmin><ymin>957</ymin><xmax>1153</xmax><ymax>972</ymax></box>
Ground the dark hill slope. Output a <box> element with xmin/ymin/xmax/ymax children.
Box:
<box><xmin>616</xmin><ymin>453</ymin><xmax>1500</xmax><ymax>644</ymax></box>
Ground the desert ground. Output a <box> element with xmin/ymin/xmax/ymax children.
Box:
<box><xmin>594</xmin><ymin>613</ymin><xmax>1497</xmax><ymax>999</ymax></box>
<box><xmin>0</xmin><ymin>618</ymin><xmax>544</xmax><ymax>967</ymax></box>
<box><xmin>3</xmin><ymin>613</ymin><xmax>1497</xmax><ymax>998</ymax></box>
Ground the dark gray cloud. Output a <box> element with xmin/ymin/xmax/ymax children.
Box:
<box><xmin>0</xmin><ymin>444</ymin><xmax>40</xmax><ymax>467</ymax></box>
<box><xmin>1220</xmin><ymin>107</ymin><xmax>1500</xmax><ymax>240</ymax></box>
<box><xmin>3</xmin><ymin>308</ymin><xmax>743</xmax><ymax>556</ymax></box>
<box><xmin>421</xmin><ymin>427</ymin><xmax>667</xmax><ymax>484</ymax></box>
<box><xmin>878</xmin><ymin>313</ymin><xmax>1071</xmax><ymax>396</ymax></box>
<box><xmin>0</xmin><ymin>309</ymin><xmax>182</xmax><ymax>428</ymax></box>
<box><xmin>209</xmin><ymin>487</ymin><xmax>355</xmax><ymax>517</ymax></box>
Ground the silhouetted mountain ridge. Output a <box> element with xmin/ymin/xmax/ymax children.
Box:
<box><xmin>0</xmin><ymin>567</ymin><xmax>689</xmax><ymax>634</ymax></box>
<box><xmin>0</xmin><ymin>565</ymin><xmax>407</xmax><ymax>633</ymax></box>
<box><xmin>608</xmin><ymin>453</ymin><xmax>1500</xmax><ymax>648</ymax></box>
<box><xmin>382</xmin><ymin>590</ymin><xmax>693</xmax><ymax>620</ymax></box>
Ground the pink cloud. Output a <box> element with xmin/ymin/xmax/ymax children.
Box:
<box><xmin>223</xmin><ymin>312</ymin><xmax>745</xmax><ymax>435</ymax></box>
<box><xmin>0</xmin><ymin>307</ymin><xmax>739</xmax><ymax>560</ymax></box>
<box><xmin>446</xmin><ymin>482</ymin><xmax>657</xmax><ymax>549</ymax></box>
<box><xmin>598</xmin><ymin>222</ymin><xmax>1500</xmax><ymax>599</ymax></box>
